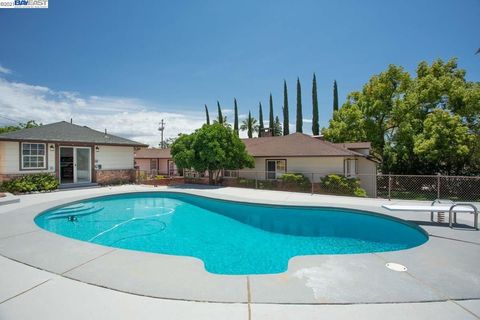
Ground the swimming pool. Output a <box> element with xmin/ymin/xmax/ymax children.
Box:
<box><xmin>35</xmin><ymin>192</ymin><xmax>428</xmax><ymax>275</ymax></box>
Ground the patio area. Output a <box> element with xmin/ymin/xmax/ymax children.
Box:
<box><xmin>0</xmin><ymin>185</ymin><xmax>479</xmax><ymax>319</ymax></box>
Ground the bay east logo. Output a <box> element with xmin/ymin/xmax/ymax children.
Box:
<box><xmin>0</xmin><ymin>0</ymin><xmax>48</xmax><ymax>8</ymax></box>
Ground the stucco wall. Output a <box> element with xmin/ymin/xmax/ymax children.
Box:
<box><xmin>357</xmin><ymin>157</ymin><xmax>377</xmax><ymax>197</ymax></box>
<box><xmin>239</xmin><ymin>156</ymin><xmax>345</xmax><ymax>182</ymax></box>
<box><xmin>135</xmin><ymin>158</ymin><xmax>170</xmax><ymax>175</ymax></box>
<box><xmin>237</xmin><ymin>155</ymin><xmax>378</xmax><ymax>197</ymax></box>
<box><xmin>95</xmin><ymin>145</ymin><xmax>134</xmax><ymax>170</ymax></box>
<box><xmin>0</xmin><ymin>141</ymin><xmax>55</xmax><ymax>174</ymax></box>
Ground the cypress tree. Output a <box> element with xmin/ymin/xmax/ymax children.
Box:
<box><xmin>296</xmin><ymin>77</ymin><xmax>303</xmax><ymax>133</ymax></box>
<box><xmin>247</xmin><ymin>111</ymin><xmax>253</xmax><ymax>138</ymax></box>
<box><xmin>283</xmin><ymin>80</ymin><xmax>289</xmax><ymax>135</ymax></box>
<box><xmin>234</xmin><ymin>98</ymin><xmax>239</xmax><ymax>135</ymax></box>
<box><xmin>205</xmin><ymin>104</ymin><xmax>210</xmax><ymax>125</ymax></box>
<box><xmin>274</xmin><ymin>116</ymin><xmax>282</xmax><ymax>136</ymax></box>
<box><xmin>258</xmin><ymin>102</ymin><xmax>264</xmax><ymax>137</ymax></box>
<box><xmin>312</xmin><ymin>73</ymin><xmax>319</xmax><ymax>135</ymax></box>
<box><xmin>269</xmin><ymin>93</ymin><xmax>274</xmax><ymax>135</ymax></box>
<box><xmin>217</xmin><ymin>101</ymin><xmax>223</xmax><ymax>124</ymax></box>
<box><xmin>333</xmin><ymin>80</ymin><xmax>339</xmax><ymax>112</ymax></box>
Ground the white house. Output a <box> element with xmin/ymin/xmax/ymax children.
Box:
<box><xmin>0</xmin><ymin>121</ymin><xmax>147</xmax><ymax>185</ymax></box>
<box><xmin>134</xmin><ymin>133</ymin><xmax>378</xmax><ymax>196</ymax></box>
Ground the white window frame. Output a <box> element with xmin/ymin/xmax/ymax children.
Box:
<box><xmin>344</xmin><ymin>158</ymin><xmax>358</xmax><ymax>177</ymax></box>
<box><xmin>21</xmin><ymin>142</ymin><xmax>47</xmax><ymax>170</ymax></box>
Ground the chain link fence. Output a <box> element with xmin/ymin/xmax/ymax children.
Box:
<box><xmin>179</xmin><ymin>170</ymin><xmax>480</xmax><ymax>202</ymax></box>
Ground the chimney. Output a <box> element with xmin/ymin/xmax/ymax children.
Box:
<box><xmin>260</xmin><ymin>127</ymin><xmax>273</xmax><ymax>137</ymax></box>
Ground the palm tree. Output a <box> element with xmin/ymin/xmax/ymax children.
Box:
<box><xmin>240</xmin><ymin>111</ymin><xmax>259</xmax><ymax>138</ymax></box>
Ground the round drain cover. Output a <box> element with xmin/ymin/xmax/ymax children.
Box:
<box><xmin>386</xmin><ymin>263</ymin><xmax>407</xmax><ymax>272</ymax></box>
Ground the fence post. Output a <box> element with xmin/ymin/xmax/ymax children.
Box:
<box><xmin>311</xmin><ymin>173</ymin><xmax>314</xmax><ymax>194</ymax></box>
<box><xmin>437</xmin><ymin>173</ymin><xmax>441</xmax><ymax>200</ymax></box>
<box><xmin>388</xmin><ymin>174</ymin><xmax>392</xmax><ymax>201</ymax></box>
<box><xmin>255</xmin><ymin>172</ymin><xmax>258</xmax><ymax>189</ymax></box>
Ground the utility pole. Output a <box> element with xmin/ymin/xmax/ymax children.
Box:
<box><xmin>158</xmin><ymin>119</ymin><xmax>166</xmax><ymax>148</ymax></box>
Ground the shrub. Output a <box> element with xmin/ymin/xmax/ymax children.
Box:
<box><xmin>279</xmin><ymin>173</ymin><xmax>310</xmax><ymax>192</ymax></box>
<box><xmin>319</xmin><ymin>174</ymin><xmax>367</xmax><ymax>197</ymax></box>
<box><xmin>155</xmin><ymin>175</ymin><xmax>166</xmax><ymax>180</ymax></box>
<box><xmin>0</xmin><ymin>173</ymin><xmax>59</xmax><ymax>194</ymax></box>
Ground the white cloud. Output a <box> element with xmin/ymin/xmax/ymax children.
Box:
<box><xmin>0</xmin><ymin>65</ymin><xmax>11</xmax><ymax>75</ymax></box>
<box><xmin>0</xmin><ymin>77</ymin><xmax>206</xmax><ymax>147</ymax></box>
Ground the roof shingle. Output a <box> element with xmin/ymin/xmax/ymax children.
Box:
<box><xmin>0</xmin><ymin>121</ymin><xmax>147</xmax><ymax>147</ymax></box>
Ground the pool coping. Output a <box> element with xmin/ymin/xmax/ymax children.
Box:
<box><xmin>0</xmin><ymin>185</ymin><xmax>479</xmax><ymax>304</ymax></box>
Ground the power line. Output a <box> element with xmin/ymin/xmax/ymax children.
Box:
<box><xmin>0</xmin><ymin>114</ymin><xmax>22</xmax><ymax>124</ymax></box>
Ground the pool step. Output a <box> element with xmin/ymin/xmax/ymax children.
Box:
<box><xmin>53</xmin><ymin>203</ymin><xmax>96</xmax><ymax>214</ymax></box>
<box><xmin>46</xmin><ymin>206</ymin><xmax>104</xmax><ymax>220</ymax></box>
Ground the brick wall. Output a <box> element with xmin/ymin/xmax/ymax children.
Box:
<box><xmin>95</xmin><ymin>169</ymin><xmax>136</xmax><ymax>185</ymax></box>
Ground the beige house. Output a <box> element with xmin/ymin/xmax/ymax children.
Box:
<box><xmin>134</xmin><ymin>133</ymin><xmax>378</xmax><ymax>196</ymax></box>
<box><xmin>134</xmin><ymin>147</ymin><xmax>180</xmax><ymax>176</ymax></box>
<box><xmin>0</xmin><ymin>121</ymin><xmax>147</xmax><ymax>185</ymax></box>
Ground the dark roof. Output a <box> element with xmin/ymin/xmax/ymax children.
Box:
<box><xmin>242</xmin><ymin>133</ymin><xmax>364</xmax><ymax>157</ymax></box>
<box><xmin>135</xmin><ymin>147</ymin><xmax>172</xmax><ymax>158</ymax></box>
<box><xmin>0</xmin><ymin>121</ymin><xmax>147</xmax><ymax>147</ymax></box>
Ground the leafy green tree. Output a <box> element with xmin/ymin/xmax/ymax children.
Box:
<box><xmin>204</xmin><ymin>105</ymin><xmax>210</xmax><ymax>125</ymax></box>
<box><xmin>296</xmin><ymin>77</ymin><xmax>303</xmax><ymax>133</ymax></box>
<box><xmin>283</xmin><ymin>80</ymin><xmax>289</xmax><ymax>135</ymax></box>
<box><xmin>414</xmin><ymin>109</ymin><xmax>472</xmax><ymax>174</ymax></box>
<box><xmin>269</xmin><ymin>93</ymin><xmax>274</xmax><ymax>134</ymax></box>
<box><xmin>333</xmin><ymin>80</ymin><xmax>339</xmax><ymax>112</ymax></box>
<box><xmin>323</xmin><ymin>58</ymin><xmax>480</xmax><ymax>175</ymax></box>
<box><xmin>233</xmin><ymin>98</ymin><xmax>239</xmax><ymax>136</ymax></box>
<box><xmin>322</xmin><ymin>102</ymin><xmax>367</xmax><ymax>143</ymax></box>
<box><xmin>240</xmin><ymin>111</ymin><xmax>259</xmax><ymax>138</ymax></box>
<box><xmin>312</xmin><ymin>73</ymin><xmax>319</xmax><ymax>135</ymax></box>
<box><xmin>171</xmin><ymin>124</ymin><xmax>254</xmax><ymax>184</ymax></box>
<box><xmin>258</xmin><ymin>102</ymin><xmax>264</xmax><ymax>136</ymax></box>
<box><xmin>0</xmin><ymin>120</ymin><xmax>41</xmax><ymax>134</ymax></box>
<box><xmin>273</xmin><ymin>116</ymin><xmax>282</xmax><ymax>136</ymax></box>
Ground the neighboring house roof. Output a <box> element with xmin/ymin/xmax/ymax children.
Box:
<box><xmin>133</xmin><ymin>133</ymin><xmax>368</xmax><ymax>159</ymax></box>
<box><xmin>243</xmin><ymin>133</ymin><xmax>364</xmax><ymax>157</ymax></box>
<box><xmin>335</xmin><ymin>142</ymin><xmax>371</xmax><ymax>150</ymax></box>
<box><xmin>0</xmin><ymin>121</ymin><xmax>147</xmax><ymax>147</ymax></box>
<box><xmin>135</xmin><ymin>147</ymin><xmax>172</xmax><ymax>158</ymax></box>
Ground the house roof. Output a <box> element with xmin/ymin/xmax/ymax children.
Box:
<box><xmin>242</xmin><ymin>133</ymin><xmax>364</xmax><ymax>157</ymax></box>
<box><xmin>0</xmin><ymin>121</ymin><xmax>147</xmax><ymax>147</ymax></box>
<box><xmin>132</xmin><ymin>133</ymin><xmax>369</xmax><ymax>159</ymax></box>
<box><xmin>135</xmin><ymin>147</ymin><xmax>172</xmax><ymax>158</ymax></box>
<box><xmin>335</xmin><ymin>142</ymin><xmax>371</xmax><ymax>150</ymax></box>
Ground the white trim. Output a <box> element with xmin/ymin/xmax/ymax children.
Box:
<box><xmin>20</xmin><ymin>142</ymin><xmax>47</xmax><ymax>170</ymax></box>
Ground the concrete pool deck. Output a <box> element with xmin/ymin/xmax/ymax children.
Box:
<box><xmin>0</xmin><ymin>185</ymin><xmax>479</xmax><ymax>319</ymax></box>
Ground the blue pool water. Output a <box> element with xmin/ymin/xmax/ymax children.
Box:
<box><xmin>35</xmin><ymin>192</ymin><xmax>428</xmax><ymax>274</ymax></box>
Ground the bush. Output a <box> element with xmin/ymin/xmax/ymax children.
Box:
<box><xmin>319</xmin><ymin>174</ymin><xmax>367</xmax><ymax>197</ymax></box>
<box><xmin>279</xmin><ymin>173</ymin><xmax>310</xmax><ymax>192</ymax></box>
<box><xmin>0</xmin><ymin>173</ymin><xmax>59</xmax><ymax>194</ymax></box>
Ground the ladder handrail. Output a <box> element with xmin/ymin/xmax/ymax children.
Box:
<box><xmin>448</xmin><ymin>203</ymin><xmax>478</xmax><ymax>230</ymax></box>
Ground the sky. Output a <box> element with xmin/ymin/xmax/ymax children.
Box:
<box><xmin>0</xmin><ymin>0</ymin><xmax>478</xmax><ymax>146</ymax></box>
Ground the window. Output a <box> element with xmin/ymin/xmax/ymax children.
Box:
<box><xmin>266</xmin><ymin>159</ymin><xmax>286</xmax><ymax>180</ymax></box>
<box><xmin>223</xmin><ymin>170</ymin><xmax>239</xmax><ymax>178</ymax></box>
<box><xmin>150</xmin><ymin>159</ymin><xmax>157</xmax><ymax>170</ymax></box>
<box><xmin>21</xmin><ymin>143</ymin><xmax>46</xmax><ymax>169</ymax></box>
<box><xmin>344</xmin><ymin>159</ymin><xmax>357</xmax><ymax>177</ymax></box>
